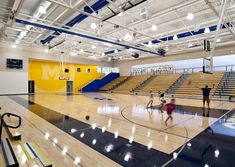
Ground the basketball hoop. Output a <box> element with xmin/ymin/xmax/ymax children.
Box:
<box><xmin>59</xmin><ymin>74</ymin><xmax>69</xmax><ymax>80</ymax></box>
<box><xmin>203</xmin><ymin>57</ymin><xmax>213</xmax><ymax>74</ymax></box>
<box><xmin>57</xmin><ymin>52</ymin><xmax>69</xmax><ymax>80</ymax></box>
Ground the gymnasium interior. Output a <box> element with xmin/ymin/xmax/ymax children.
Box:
<box><xmin>1</xmin><ymin>0</ymin><xmax>235</xmax><ymax>167</ymax></box>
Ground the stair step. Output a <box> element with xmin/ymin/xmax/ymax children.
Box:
<box><xmin>0</xmin><ymin>138</ymin><xmax>19</xmax><ymax>167</ymax></box>
<box><xmin>20</xmin><ymin>141</ymin><xmax>52</xmax><ymax>167</ymax></box>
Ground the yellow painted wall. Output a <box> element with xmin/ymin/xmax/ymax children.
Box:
<box><xmin>29</xmin><ymin>60</ymin><xmax>104</xmax><ymax>93</ymax></box>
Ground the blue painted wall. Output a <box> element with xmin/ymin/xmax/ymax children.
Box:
<box><xmin>82</xmin><ymin>73</ymin><xmax>120</xmax><ymax>92</ymax></box>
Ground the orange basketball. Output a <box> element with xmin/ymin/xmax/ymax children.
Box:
<box><xmin>188</xmin><ymin>80</ymin><xmax>191</xmax><ymax>86</ymax></box>
<box><xmin>85</xmin><ymin>115</ymin><xmax>90</xmax><ymax>120</ymax></box>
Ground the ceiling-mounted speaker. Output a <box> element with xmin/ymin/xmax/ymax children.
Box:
<box><xmin>157</xmin><ymin>49</ymin><xmax>166</xmax><ymax>56</ymax></box>
<box><xmin>132</xmin><ymin>53</ymin><xmax>139</xmax><ymax>58</ymax></box>
<box><xmin>49</xmin><ymin>39</ymin><xmax>66</xmax><ymax>49</ymax></box>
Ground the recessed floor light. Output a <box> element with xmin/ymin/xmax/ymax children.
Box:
<box><xmin>74</xmin><ymin>157</ymin><xmax>80</xmax><ymax>164</ymax></box>
<box><xmin>92</xmin><ymin>139</ymin><xmax>97</xmax><ymax>145</ymax></box>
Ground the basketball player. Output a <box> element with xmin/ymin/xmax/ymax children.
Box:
<box><xmin>201</xmin><ymin>85</ymin><xmax>214</xmax><ymax>110</ymax></box>
<box><xmin>146</xmin><ymin>91</ymin><xmax>154</xmax><ymax>108</ymax></box>
<box><xmin>165</xmin><ymin>98</ymin><xmax>176</xmax><ymax>126</ymax></box>
<box><xmin>159</xmin><ymin>93</ymin><xmax>166</xmax><ymax>113</ymax></box>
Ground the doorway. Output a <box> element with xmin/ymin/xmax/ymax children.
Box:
<box><xmin>66</xmin><ymin>81</ymin><xmax>73</xmax><ymax>95</ymax></box>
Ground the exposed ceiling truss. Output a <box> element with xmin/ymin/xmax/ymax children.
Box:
<box><xmin>0</xmin><ymin>0</ymin><xmax>235</xmax><ymax>62</ymax></box>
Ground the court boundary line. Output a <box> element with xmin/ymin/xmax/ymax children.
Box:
<box><xmin>121</xmin><ymin>105</ymin><xmax>193</xmax><ymax>139</ymax></box>
<box><xmin>120</xmin><ymin>98</ymin><xmax>233</xmax><ymax>136</ymax></box>
<box><xmin>121</xmin><ymin>105</ymin><xmax>235</xmax><ymax>167</ymax></box>
<box><xmin>162</xmin><ymin>107</ymin><xmax>235</xmax><ymax>167</ymax></box>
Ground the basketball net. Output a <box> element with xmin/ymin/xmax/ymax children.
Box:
<box><xmin>58</xmin><ymin>52</ymin><xmax>69</xmax><ymax>80</ymax></box>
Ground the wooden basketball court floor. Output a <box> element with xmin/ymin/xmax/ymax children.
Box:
<box><xmin>0</xmin><ymin>93</ymin><xmax>235</xmax><ymax>167</ymax></box>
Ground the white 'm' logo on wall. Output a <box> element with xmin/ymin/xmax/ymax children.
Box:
<box><xmin>41</xmin><ymin>65</ymin><xmax>60</xmax><ymax>80</ymax></box>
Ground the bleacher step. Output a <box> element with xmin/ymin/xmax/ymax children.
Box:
<box><xmin>0</xmin><ymin>138</ymin><xmax>19</xmax><ymax>167</ymax></box>
<box><xmin>20</xmin><ymin>141</ymin><xmax>52</xmax><ymax>167</ymax></box>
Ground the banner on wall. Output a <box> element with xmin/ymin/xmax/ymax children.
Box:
<box><xmin>132</xmin><ymin>65</ymin><xmax>175</xmax><ymax>74</ymax></box>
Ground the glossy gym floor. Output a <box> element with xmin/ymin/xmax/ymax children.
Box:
<box><xmin>1</xmin><ymin>93</ymin><xmax>235</xmax><ymax>167</ymax></box>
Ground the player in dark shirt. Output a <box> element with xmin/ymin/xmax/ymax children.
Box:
<box><xmin>201</xmin><ymin>85</ymin><xmax>213</xmax><ymax>110</ymax></box>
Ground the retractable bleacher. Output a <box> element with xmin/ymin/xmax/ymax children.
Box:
<box><xmin>174</xmin><ymin>72</ymin><xmax>224</xmax><ymax>97</ymax></box>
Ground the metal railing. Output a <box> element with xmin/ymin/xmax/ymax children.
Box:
<box><xmin>131</xmin><ymin>64</ymin><xmax>235</xmax><ymax>76</ymax></box>
<box><xmin>0</xmin><ymin>113</ymin><xmax>22</xmax><ymax>139</ymax></box>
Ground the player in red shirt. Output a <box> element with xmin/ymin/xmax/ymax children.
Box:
<box><xmin>165</xmin><ymin>98</ymin><xmax>176</xmax><ymax>126</ymax></box>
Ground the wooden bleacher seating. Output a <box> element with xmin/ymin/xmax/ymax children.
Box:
<box><xmin>113</xmin><ymin>75</ymin><xmax>151</xmax><ymax>93</ymax></box>
<box><xmin>136</xmin><ymin>73</ymin><xmax>181</xmax><ymax>93</ymax></box>
<box><xmin>27</xmin><ymin>158</ymin><xmax>44</xmax><ymax>167</ymax></box>
<box><xmin>174</xmin><ymin>72</ymin><xmax>224</xmax><ymax>96</ymax></box>
<box><xmin>100</xmin><ymin>76</ymin><xmax>128</xmax><ymax>91</ymax></box>
<box><xmin>230</xmin><ymin>84</ymin><xmax>235</xmax><ymax>96</ymax></box>
<box><xmin>19</xmin><ymin>141</ymin><xmax>52</xmax><ymax>167</ymax></box>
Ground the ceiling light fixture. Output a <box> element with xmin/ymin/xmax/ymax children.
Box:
<box><xmin>92</xmin><ymin>45</ymin><xmax>96</xmax><ymax>49</ymax></box>
<box><xmin>114</xmin><ymin>49</ymin><xmax>118</xmax><ymax>53</ymax></box>
<box><xmin>11</xmin><ymin>44</ymin><xmax>17</xmax><ymax>48</ymax></box>
<box><xmin>123</xmin><ymin>33</ymin><xmax>133</xmax><ymax>41</ymax></box>
<box><xmin>70</xmin><ymin>52</ymin><xmax>76</xmax><ymax>56</ymax></box>
<box><xmin>80</xmin><ymin>49</ymin><xmax>84</xmax><ymax>53</ymax></box>
<box><xmin>44</xmin><ymin>48</ymin><xmax>49</xmax><ymax>53</ymax></box>
<box><xmin>15</xmin><ymin>40</ymin><xmax>20</xmax><ymax>44</ymax></box>
<box><xmin>20</xmin><ymin>31</ymin><xmax>27</xmax><ymax>37</ymax></box>
<box><xmin>186</xmin><ymin>13</ymin><xmax>194</xmax><ymax>20</ymax></box>
<box><xmin>151</xmin><ymin>25</ymin><xmax>157</xmax><ymax>31</ymax></box>
<box><xmin>173</xmin><ymin>35</ymin><xmax>178</xmax><ymax>40</ymax></box>
<box><xmin>148</xmin><ymin>41</ymin><xmax>153</xmax><ymax>47</ymax></box>
<box><xmin>204</xmin><ymin>27</ymin><xmax>210</xmax><ymax>34</ymax></box>
<box><xmin>216</xmin><ymin>38</ymin><xmax>221</xmax><ymax>42</ymax></box>
<box><xmin>90</xmin><ymin>23</ymin><xmax>97</xmax><ymax>29</ymax></box>
<box><xmin>188</xmin><ymin>43</ymin><xmax>193</xmax><ymax>47</ymax></box>
<box><xmin>38</xmin><ymin>6</ymin><xmax>47</xmax><ymax>14</ymax></box>
<box><xmin>118</xmin><ymin>12</ymin><xmax>124</xmax><ymax>16</ymax></box>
